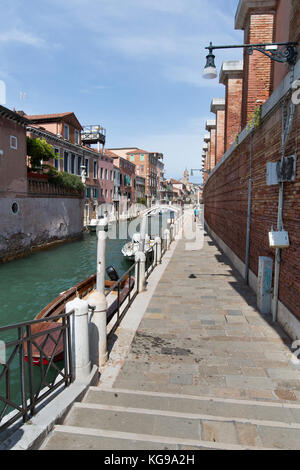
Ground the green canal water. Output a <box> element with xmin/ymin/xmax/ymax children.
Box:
<box><xmin>0</xmin><ymin>216</ymin><xmax>168</xmax><ymax>419</ymax></box>
<box><xmin>0</xmin><ymin>229</ymin><xmax>132</xmax><ymax>329</ymax></box>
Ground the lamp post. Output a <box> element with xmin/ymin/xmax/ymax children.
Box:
<box><xmin>203</xmin><ymin>41</ymin><xmax>298</xmax><ymax>79</ymax></box>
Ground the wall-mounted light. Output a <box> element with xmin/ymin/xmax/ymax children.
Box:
<box><xmin>203</xmin><ymin>41</ymin><xmax>299</xmax><ymax>79</ymax></box>
<box><xmin>0</xmin><ymin>150</ymin><xmax>3</xmax><ymax>156</ymax></box>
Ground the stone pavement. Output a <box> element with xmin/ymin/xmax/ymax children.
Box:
<box><xmin>113</xmin><ymin>228</ymin><xmax>300</xmax><ymax>404</ymax></box>
<box><xmin>42</xmin><ymin>215</ymin><xmax>300</xmax><ymax>450</ymax></box>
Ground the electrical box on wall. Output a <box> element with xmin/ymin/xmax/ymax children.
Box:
<box><xmin>266</xmin><ymin>155</ymin><xmax>297</xmax><ymax>186</ymax></box>
<box><xmin>268</xmin><ymin>229</ymin><xmax>290</xmax><ymax>249</ymax></box>
<box><xmin>257</xmin><ymin>257</ymin><xmax>273</xmax><ymax>315</ymax></box>
<box><xmin>266</xmin><ymin>162</ymin><xmax>279</xmax><ymax>185</ymax></box>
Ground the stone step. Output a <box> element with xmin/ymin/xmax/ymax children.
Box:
<box><xmin>42</xmin><ymin>424</ymin><xmax>273</xmax><ymax>451</ymax></box>
<box><xmin>59</xmin><ymin>400</ymin><xmax>300</xmax><ymax>449</ymax></box>
<box><xmin>42</xmin><ymin>387</ymin><xmax>300</xmax><ymax>450</ymax></box>
<box><xmin>83</xmin><ymin>386</ymin><xmax>300</xmax><ymax>424</ymax></box>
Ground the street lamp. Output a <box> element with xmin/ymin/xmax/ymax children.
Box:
<box><xmin>202</xmin><ymin>41</ymin><xmax>298</xmax><ymax>79</ymax></box>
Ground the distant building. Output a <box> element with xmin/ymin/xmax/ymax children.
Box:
<box><xmin>135</xmin><ymin>176</ymin><xmax>146</xmax><ymax>204</ymax></box>
<box><xmin>104</xmin><ymin>150</ymin><xmax>136</xmax><ymax>213</ymax></box>
<box><xmin>0</xmin><ymin>106</ymin><xmax>83</xmax><ymax>262</ymax></box>
<box><xmin>24</xmin><ymin>112</ymin><xmax>113</xmax><ymax>221</ymax></box>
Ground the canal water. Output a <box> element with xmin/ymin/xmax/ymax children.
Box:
<box><xmin>0</xmin><ymin>215</ymin><xmax>169</xmax><ymax>418</ymax></box>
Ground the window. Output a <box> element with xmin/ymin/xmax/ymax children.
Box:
<box><xmin>86</xmin><ymin>187</ymin><xmax>91</xmax><ymax>198</ymax></box>
<box><xmin>64</xmin><ymin>124</ymin><xmax>69</xmax><ymax>140</ymax></box>
<box><xmin>140</xmin><ymin>165</ymin><xmax>144</xmax><ymax>173</ymax></box>
<box><xmin>75</xmin><ymin>130</ymin><xmax>80</xmax><ymax>145</ymax></box>
<box><xmin>140</xmin><ymin>154</ymin><xmax>144</xmax><ymax>161</ymax></box>
<box><xmin>105</xmin><ymin>189</ymin><xmax>108</xmax><ymax>198</ymax></box>
<box><xmin>71</xmin><ymin>154</ymin><xmax>76</xmax><ymax>174</ymax></box>
<box><xmin>110</xmin><ymin>170</ymin><xmax>113</xmax><ymax>181</ymax></box>
<box><xmin>93</xmin><ymin>160</ymin><xmax>98</xmax><ymax>179</ymax></box>
<box><xmin>130</xmin><ymin>155</ymin><xmax>135</xmax><ymax>162</ymax></box>
<box><xmin>100</xmin><ymin>168</ymin><xmax>104</xmax><ymax>179</ymax></box>
<box><xmin>93</xmin><ymin>187</ymin><xmax>99</xmax><ymax>198</ymax></box>
<box><xmin>54</xmin><ymin>148</ymin><xmax>60</xmax><ymax>170</ymax></box>
<box><xmin>85</xmin><ymin>158</ymin><xmax>89</xmax><ymax>177</ymax></box>
<box><xmin>10</xmin><ymin>136</ymin><xmax>18</xmax><ymax>150</ymax></box>
<box><xmin>77</xmin><ymin>156</ymin><xmax>82</xmax><ymax>175</ymax></box>
<box><xmin>110</xmin><ymin>189</ymin><xmax>113</xmax><ymax>199</ymax></box>
<box><xmin>105</xmin><ymin>169</ymin><xmax>108</xmax><ymax>180</ymax></box>
<box><xmin>120</xmin><ymin>174</ymin><xmax>123</xmax><ymax>185</ymax></box>
<box><xmin>63</xmin><ymin>151</ymin><xmax>69</xmax><ymax>172</ymax></box>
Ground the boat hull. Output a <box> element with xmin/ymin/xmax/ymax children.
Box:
<box><xmin>25</xmin><ymin>275</ymin><xmax>134</xmax><ymax>366</ymax></box>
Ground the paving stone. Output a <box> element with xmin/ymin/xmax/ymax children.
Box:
<box><xmin>169</xmin><ymin>373</ymin><xmax>194</xmax><ymax>385</ymax></box>
<box><xmin>201</xmin><ymin>420</ymin><xmax>239</xmax><ymax>444</ymax></box>
<box><xmin>236</xmin><ymin>423</ymin><xmax>262</xmax><ymax>447</ymax></box>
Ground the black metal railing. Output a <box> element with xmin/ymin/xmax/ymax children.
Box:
<box><xmin>105</xmin><ymin>261</ymin><xmax>140</xmax><ymax>338</ymax></box>
<box><xmin>0</xmin><ymin>311</ymin><xmax>73</xmax><ymax>433</ymax></box>
<box><xmin>161</xmin><ymin>237</ymin><xmax>167</xmax><ymax>257</ymax></box>
<box><xmin>145</xmin><ymin>242</ymin><xmax>158</xmax><ymax>280</ymax></box>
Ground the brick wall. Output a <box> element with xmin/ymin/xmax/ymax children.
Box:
<box><xmin>241</xmin><ymin>12</ymin><xmax>276</xmax><ymax>128</ymax></box>
<box><xmin>204</xmin><ymin>102</ymin><xmax>300</xmax><ymax>321</ymax></box>
<box><xmin>225</xmin><ymin>76</ymin><xmax>243</xmax><ymax>150</ymax></box>
<box><xmin>290</xmin><ymin>0</ymin><xmax>300</xmax><ymax>44</ymax></box>
<box><xmin>210</xmin><ymin>128</ymin><xmax>216</xmax><ymax>169</ymax></box>
<box><xmin>216</xmin><ymin>109</ymin><xmax>225</xmax><ymax>164</ymax></box>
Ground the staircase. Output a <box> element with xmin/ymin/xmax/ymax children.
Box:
<box><xmin>41</xmin><ymin>387</ymin><xmax>300</xmax><ymax>450</ymax></box>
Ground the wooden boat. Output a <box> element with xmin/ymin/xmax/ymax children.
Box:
<box><xmin>25</xmin><ymin>271</ymin><xmax>134</xmax><ymax>366</ymax></box>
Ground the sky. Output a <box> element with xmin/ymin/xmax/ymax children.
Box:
<box><xmin>0</xmin><ymin>0</ymin><xmax>244</xmax><ymax>182</ymax></box>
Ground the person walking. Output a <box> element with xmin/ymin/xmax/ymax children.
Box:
<box><xmin>194</xmin><ymin>206</ymin><xmax>199</xmax><ymax>222</ymax></box>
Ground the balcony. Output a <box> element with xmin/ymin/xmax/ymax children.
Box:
<box><xmin>81</xmin><ymin>125</ymin><xmax>106</xmax><ymax>146</ymax></box>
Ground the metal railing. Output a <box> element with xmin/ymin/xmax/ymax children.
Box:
<box><xmin>145</xmin><ymin>243</ymin><xmax>158</xmax><ymax>280</ymax></box>
<box><xmin>161</xmin><ymin>237</ymin><xmax>167</xmax><ymax>257</ymax></box>
<box><xmin>0</xmin><ymin>311</ymin><xmax>73</xmax><ymax>433</ymax></box>
<box><xmin>105</xmin><ymin>260</ymin><xmax>140</xmax><ymax>338</ymax></box>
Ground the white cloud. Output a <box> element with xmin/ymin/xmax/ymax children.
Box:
<box><xmin>0</xmin><ymin>29</ymin><xmax>46</xmax><ymax>47</ymax></box>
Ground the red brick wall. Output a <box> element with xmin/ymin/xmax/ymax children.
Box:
<box><xmin>204</xmin><ymin>103</ymin><xmax>300</xmax><ymax>321</ymax></box>
<box><xmin>241</xmin><ymin>12</ymin><xmax>276</xmax><ymax>128</ymax></box>
<box><xmin>216</xmin><ymin>109</ymin><xmax>225</xmax><ymax>163</ymax></box>
<box><xmin>225</xmin><ymin>77</ymin><xmax>243</xmax><ymax>151</ymax></box>
<box><xmin>210</xmin><ymin>128</ymin><xmax>216</xmax><ymax>169</ymax></box>
<box><xmin>289</xmin><ymin>0</ymin><xmax>300</xmax><ymax>43</ymax></box>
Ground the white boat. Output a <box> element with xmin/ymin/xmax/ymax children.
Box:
<box><xmin>87</xmin><ymin>219</ymin><xmax>99</xmax><ymax>232</ymax></box>
<box><xmin>121</xmin><ymin>233</ymin><xmax>154</xmax><ymax>260</ymax></box>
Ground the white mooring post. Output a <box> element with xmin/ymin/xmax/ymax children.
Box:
<box><xmin>155</xmin><ymin>236</ymin><xmax>162</xmax><ymax>264</ymax></box>
<box><xmin>66</xmin><ymin>298</ymin><xmax>91</xmax><ymax>381</ymax></box>
<box><xmin>88</xmin><ymin>216</ymin><xmax>108</xmax><ymax>367</ymax></box>
<box><xmin>139</xmin><ymin>214</ymin><xmax>147</xmax><ymax>252</ymax></box>
<box><xmin>164</xmin><ymin>228</ymin><xmax>171</xmax><ymax>250</ymax></box>
<box><xmin>135</xmin><ymin>251</ymin><xmax>146</xmax><ymax>292</ymax></box>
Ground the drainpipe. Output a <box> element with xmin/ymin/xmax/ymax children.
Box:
<box><xmin>273</xmin><ymin>67</ymin><xmax>296</xmax><ymax>322</ymax></box>
<box><xmin>245</xmin><ymin>131</ymin><xmax>253</xmax><ymax>284</ymax></box>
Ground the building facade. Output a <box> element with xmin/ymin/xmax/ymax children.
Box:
<box><xmin>203</xmin><ymin>0</ymin><xmax>300</xmax><ymax>339</ymax></box>
<box><xmin>0</xmin><ymin>106</ymin><xmax>83</xmax><ymax>262</ymax></box>
<box><xmin>24</xmin><ymin>112</ymin><xmax>113</xmax><ymax>221</ymax></box>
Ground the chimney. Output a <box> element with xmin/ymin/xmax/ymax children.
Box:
<box><xmin>220</xmin><ymin>61</ymin><xmax>243</xmax><ymax>151</ymax></box>
<box><xmin>206</xmin><ymin>120</ymin><xmax>216</xmax><ymax>170</ymax></box>
<box><xmin>211</xmin><ymin>98</ymin><xmax>225</xmax><ymax>164</ymax></box>
<box><xmin>235</xmin><ymin>0</ymin><xmax>277</xmax><ymax>128</ymax></box>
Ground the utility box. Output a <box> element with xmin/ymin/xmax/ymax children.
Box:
<box><xmin>257</xmin><ymin>257</ymin><xmax>273</xmax><ymax>315</ymax></box>
<box><xmin>266</xmin><ymin>155</ymin><xmax>297</xmax><ymax>185</ymax></box>
<box><xmin>266</xmin><ymin>162</ymin><xmax>279</xmax><ymax>186</ymax></box>
<box><xmin>268</xmin><ymin>229</ymin><xmax>290</xmax><ymax>249</ymax></box>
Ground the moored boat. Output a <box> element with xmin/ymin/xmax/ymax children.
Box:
<box><xmin>121</xmin><ymin>233</ymin><xmax>154</xmax><ymax>260</ymax></box>
<box><xmin>25</xmin><ymin>267</ymin><xmax>134</xmax><ymax>366</ymax></box>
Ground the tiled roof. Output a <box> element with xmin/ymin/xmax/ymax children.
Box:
<box><xmin>26</xmin><ymin>112</ymin><xmax>74</xmax><ymax>120</ymax></box>
<box><xmin>104</xmin><ymin>149</ymin><xmax>120</xmax><ymax>158</ymax></box>
<box><xmin>125</xmin><ymin>149</ymin><xmax>148</xmax><ymax>155</ymax></box>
